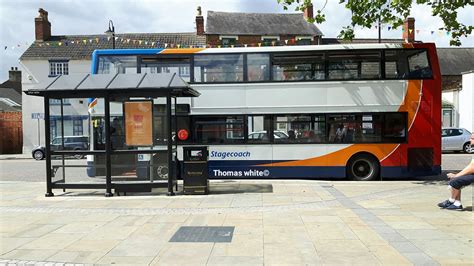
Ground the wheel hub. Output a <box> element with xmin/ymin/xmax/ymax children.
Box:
<box><xmin>352</xmin><ymin>159</ymin><xmax>373</xmax><ymax>179</ymax></box>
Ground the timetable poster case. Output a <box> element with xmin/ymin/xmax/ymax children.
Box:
<box><xmin>124</xmin><ymin>101</ymin><xmax>153</xmax><ymax>146</ymax></box>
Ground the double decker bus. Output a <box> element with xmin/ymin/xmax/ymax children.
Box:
<box><xmin>89</xmin><ymin>42</ymin><xmax>441</xmax><ymax>181</ymax></box>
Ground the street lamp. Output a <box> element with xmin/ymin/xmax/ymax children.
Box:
<box><xmin>105</xmin><ymin>20</ymin><xmax>115</xmax><ymax>49</ymax></box>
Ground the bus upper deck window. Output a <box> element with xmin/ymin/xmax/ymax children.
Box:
<box><xmin>247</xmin><ymin>54</ymin><xmax>270</xmax><ymax>81</ymax></box>
<box><xmin>193</xmin><ymin>54</ymin><xmax>244</xmax><ymax>83</ymax></box>
<box><xmin>408</xmin><ymin>50</ymin><xmax>432</xmax><ymax>78</ymax></box>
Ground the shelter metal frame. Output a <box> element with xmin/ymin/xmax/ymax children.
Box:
<box><xmin>25</xmin><ymin>73</ymin><xmax>199</xmax><ymax>197</ymax></box>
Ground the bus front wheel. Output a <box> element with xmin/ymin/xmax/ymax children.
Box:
<box><xmin>347</xmin><ymin>153</ymin><xmax>380</xmax><ymax>181</ymax></box>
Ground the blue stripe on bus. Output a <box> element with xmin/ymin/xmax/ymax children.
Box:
<box><xmin>91</xmin><ymin>49</ymin><xmax>163</xmax><ymax>74</ymax></box>
<box><xmin>207</xmin><ymin>161</ymin><xmax>441</xmax><ymax>179</ymax></box>
<box><xmin>208</xmin><ymin>166</ymin><xmax>346</xmax><ymax>179</ymax></box>
<box><xmin>381</xmin><ymin>165</ymin><xmax>441</xmax><ymax>179</ymax></box>
<box><xmin>207</xmin><ymin>160</ymin><xmax>345</xmax><ymax>178</ymax></box>
<box><xmin>87</xmin><ymin>159</ymin><xmax>441</xmax><ymax>179</ymax></box>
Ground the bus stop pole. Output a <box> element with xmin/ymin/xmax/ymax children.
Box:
<box><xmin>44</xmin><ymin>97</ymin><xmax>54</xmax><ymax>197</ymax></box>
<box><xmin>166</xmin><ymin>94</ymin><xmax>175</xmax><ymax>196</ymax></box>
<box><xmin>104</xmin><ymin>94</ymin><xmax>113</xmax><ymax>197</ymax></box>
<box><xmin>60</xmin><ymin>99</ymin><xmax>66</xmax><ymax>185</ymax></box>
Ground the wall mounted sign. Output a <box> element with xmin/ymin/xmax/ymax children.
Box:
<box><xmin>124</xmin><ymin>101</ymin><xmax>153</xmax><ymax>146</ymax></box>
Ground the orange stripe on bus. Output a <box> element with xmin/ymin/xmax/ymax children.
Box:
<box><xmin>261</xmin><ymin>144</ymin><xmax>398</xmax><ymax>167</ymax></box>
<box><xmin>256</xmin><ymin>80</ymin><xmax>422</xmax><ymax>167</ymax></box>
<box><xmin>160</xmin><ymin>48</ymin><xmax>206</xmax><ymax>54</ymax></box>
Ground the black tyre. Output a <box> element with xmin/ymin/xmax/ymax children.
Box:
<box><xmin>33</xmin><ymin>150</ymin><xmax>45</xmax><ymax>160</ymax></box>
<box><xmin>463</xmin><ymin>142</ymin><xmax>473</xmax><ymax>154</ymax></box>
<box><xmin>347</xmin><ymin>153</ymin><xmax>380</xmax><ymax>181</ymax></box>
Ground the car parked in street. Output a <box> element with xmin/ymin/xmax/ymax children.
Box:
<box><xmin>32</xmin><ymin>136</ymin><xmax>89</xmax><ymax>160</ymax></box>
<box><xmin>442</xmin><ymin>128</ymin><xmax>472</xmax><ymax>153</ymax></box>
<box><xmin>248</xmin><ymin>130</ymin><xmax>289</xmax><ymax>141</ymax></box>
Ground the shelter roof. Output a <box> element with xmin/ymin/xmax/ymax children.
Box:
<box><xmin>24</xmin><ymin>73</ymin><xmax>200</xmax><ymax>98</ymax></box>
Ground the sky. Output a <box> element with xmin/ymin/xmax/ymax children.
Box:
<box><xmin>0</xmin><ymin>0</ymin><xmax>473</xmax><ymax>81</ymax></box>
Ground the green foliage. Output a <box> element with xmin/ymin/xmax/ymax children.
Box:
<box><xmin>278</xmin><ymin>0</ymin><xmax>473</xmax><ymax>46</ymax></box>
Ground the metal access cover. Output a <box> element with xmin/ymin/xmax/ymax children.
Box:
<box><xmin>169</xmin><ymin>226</ymin><xmax>235</xmax><ymax>243</ymax></box>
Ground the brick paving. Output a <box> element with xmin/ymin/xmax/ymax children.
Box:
<box><xmin>0</xmin><ymin>180</ymin><xmax>473</xmax><ymax>265</ymax></box>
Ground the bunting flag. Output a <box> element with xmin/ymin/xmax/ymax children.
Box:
<box><xmin>2</xmin><ymin>27</ymin><xmax>469</xmax><ymax>53</ymax></box>
<box><xmin>88</xmin><ymin>98</ymin><xmax>98</xmax><ymax>113</ymax></box>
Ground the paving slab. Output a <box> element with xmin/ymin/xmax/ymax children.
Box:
<box><xmin>0</xmin><ymin>180</ymin><xmax>472</xmax><ymax>265</ymax></box>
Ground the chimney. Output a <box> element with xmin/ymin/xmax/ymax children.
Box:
<box><xmin>196</xmin><ymin>6</ymin><xmax>204</xmax><ymax>35</ymax></box>
<box><xmin>403</xmin><ymin>17</ymin><xmax>415</xmax><ymax>43</ymax></box>
<box><xmin>9</xmin><ymin>67</ymin><xmax>21</xmax><ymax>83</ymax></box>
<box><xmin>303</xmin><ymin>3</ymin><xmax>313</xmax><ymax>20</ymax></box>
<box><xmin>35</xmin><ymin>8</ymin><xmax>51</xmax><ymax>42</ymax></box>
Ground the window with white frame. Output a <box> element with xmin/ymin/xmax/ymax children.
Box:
<box><xmin>261</xmin><ymin>36</ymin><xmax>279</xmax><ymax>46</ymax></box>
<box><xmin>49</xmin><ymin>98</ymin><xmax>70</xmax><ymax>105</ymax></box>
<box><xmin>296</xmin><ymin>36</ymin><xmax>313</xmax><ymax>45</ymax></box>
<box><xmin>73</xmin><ymin>119</ymin><xmax>83</xmax><ymax>136</ymax></box>
<box><xmin>49</xmin><ymin>60</ymin><xmax>69</xmax><ymax>77</ymax></box>
<box><xmin>179</xmin><ymin>66</ymin><xmax>190</xmax><ymax>77</ymax></box>
<box><xmin>219</xmin><ymin>35</ymin><xmax>238</xmax><ymax>47</ymax></box>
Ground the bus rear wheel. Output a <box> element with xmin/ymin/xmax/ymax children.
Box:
<box><xmin>347</xmin><ymin>154</ymin><xmax>380</xmax><ymax>181</ymax></box>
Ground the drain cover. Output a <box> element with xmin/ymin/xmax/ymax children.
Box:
<box><xmin>169</xmin><ymin>226</ymin><xmax>235</xmax><ymax>243</ymax></box>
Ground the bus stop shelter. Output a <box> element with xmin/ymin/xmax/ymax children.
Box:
<box><xmin>24</xmin><ymin>73</ymin><xmax>200</xmax><ymax>197</ymax></box>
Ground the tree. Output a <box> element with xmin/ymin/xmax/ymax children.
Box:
<box><xmin>277</xmin><ymin>0</ymin><xmax>473</xmax><ymax>46</ymax></box>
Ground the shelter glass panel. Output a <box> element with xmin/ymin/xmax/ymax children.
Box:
<box><xmin>107</xmin><ymin>98</ymin><xmax>169</xmax><ymax>150</ymax></box>
<box><xmin>49</xmin><ymin>98</ymin><xmax>90</xmax><ymax>152</ymax></box>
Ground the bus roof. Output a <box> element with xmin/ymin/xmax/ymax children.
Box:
<box><xmin>92</xmin><ymin>43</ymin><xmax>426</xmax><ymax>58</ymax></box>
<box><xmin>196</xmin><ymin>43</ymin><xmax>406</xmax><ymax>54</ymax></box>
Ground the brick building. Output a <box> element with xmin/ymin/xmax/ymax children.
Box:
<box><xmin>0</xmin><ymin>68</ymin><xmax>23</xmax><ymax>154</ymax></box>
<box><xmin>19</xmin><ymin>7</ymin><xmax>473</xmax><ymax>153</ymax></box>
<box><xmin>20</xmin><ymin>8</ymin><xmax>205</xmax><ymax>153</ymax></box>
<box><xmin>198</xmin><ymin>5</ymin><xmax>323</xmax><ymax>46</ymax></box>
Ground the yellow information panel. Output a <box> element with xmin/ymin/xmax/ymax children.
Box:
<box><xmin>124</xmin><ymin>101</ymin><xmax>153</xmax><ymax>146</ymax></box>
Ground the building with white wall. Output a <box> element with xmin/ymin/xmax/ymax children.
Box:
<box><xmin>19</xmin><ymin>8</ymin><xmax>205</xmax><ymax>153</ymax></box>
<box><xmin>20</xmin><ymin>8</ymin><xmax>473</xmax><ymax>153</ymax></box>
<box><xmin>437</xmin><ymin>48</ymin><xmax>474</xmax><ymax>128</ymax></box>
<box><xmin>459</xmin><ymin>71</ymin><xmax>474</xmax><ymax>131</ymax></box>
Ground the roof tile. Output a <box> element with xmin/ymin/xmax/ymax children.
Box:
<box><xmin>206</xmin><ymin>11</ymin><xmax>323</xmax><ymax>36</ymax></box>
<box><xmin>20</xmin><ymin>33</ymin><xmax>206</xmax><ymax>60</ymax></box>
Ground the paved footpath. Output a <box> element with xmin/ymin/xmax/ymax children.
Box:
<box><xmin>0</xmin><ymin>180</ymin><xmax>472</xmax><ymax>265</ymax></box>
